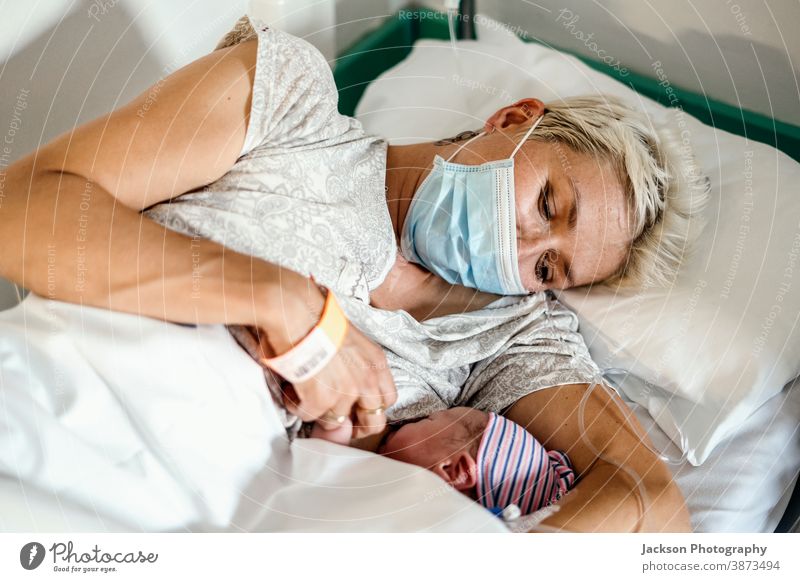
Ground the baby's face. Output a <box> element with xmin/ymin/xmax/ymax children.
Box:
<box><xmin>379</xmin><ymin>407</ymin><xmax>486</xmax><ymax>469</ymax></box>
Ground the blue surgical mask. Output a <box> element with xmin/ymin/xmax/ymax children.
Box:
<box><xmin>400</xmin><ymin>115</ymin><xmax>543</xmax><ymax>295</ymax></box>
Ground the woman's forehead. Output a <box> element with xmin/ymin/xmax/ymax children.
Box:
<box><xmin>518</xmin><ymin>139</ymin><xmax>626</xmax><ymax>205</ymax></box>
<box><xmin>571</xmin><ymin>182</ymin><xmax>632</xmax><ymax>284</ymax></box>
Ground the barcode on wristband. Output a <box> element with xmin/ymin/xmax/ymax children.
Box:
<box><xmin>291</xmin><ymin>347</ymin><xmax>329</xmax><ymax>379</ymax></box>
<box><xmin>263</xmin><ymin>326</ymin><xmax>338</xmax><ymax>384</ymax></box>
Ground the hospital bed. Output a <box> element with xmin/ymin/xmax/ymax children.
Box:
<box><xmin>334</xmin><ymin>5</ymin><xmax>800</xmax><ymax>532</ymax></box>
<box><xmin>1</xmin><ymin>5</ymin><xmax>799</xmax><ymax>533</ymax></box>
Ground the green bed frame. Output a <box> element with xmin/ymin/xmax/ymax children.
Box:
<box><xmin>333</xmin><ymin>8</ymin><xmax>800</xmax><ymax>163</ymax></box>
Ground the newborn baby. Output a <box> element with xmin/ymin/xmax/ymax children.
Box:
<box><xmin>314</xmin><ymin>407</ymin><xmax>576</xmax><ymax>516</ymax></box>
<box><xmin>231</xmin><ymin>323</ymin><xmax>574</xmax><ymax>514</ymax></box>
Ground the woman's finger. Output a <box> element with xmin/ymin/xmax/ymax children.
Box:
<box><xmin>281</xmin><ymin>382</ymin><xmax>300</xmax><ymax>409</ymax></box>
<box><xmin>314</xmin><ymin>393</ymin><xmax>356</xmax><ymax>431</ymax></box>
<box><xmin>286</xmin><ymin>379</ymin><xmax>341</xmax><ymax>421</ymax></box>
<box><xmin>374</xmin><ymin>354</ymin><xmax>398</xmax><ymax>409</ymax></box>
<box><xmin>352</xmin><ymin>388</ymin><xmax>388</xmax><ymax>438</ymax></box>
<box><xmin>310</xmin><ymin>417</ymin><xmax>353</xmax><ymax>444</ymax></box>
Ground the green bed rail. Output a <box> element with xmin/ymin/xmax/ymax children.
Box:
<box><xmin>333</xmin><ymin>9</ymin><xmax>800</xmax><ymax>163</ymax></box>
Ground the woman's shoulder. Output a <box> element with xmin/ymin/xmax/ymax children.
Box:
<box><xmin>216</xmin><ymin>15</ymin><xmax>332</xmax><ymax>86</ymax></box>
<box><xmin>217</xmin><ymin>15</ymin><xmax>355</xmax><ymax>155</ymax></box>
<box><xmin>214</xmin><ymin>15</ymin><xmax>259</xmax><ymax>50</ymax></box>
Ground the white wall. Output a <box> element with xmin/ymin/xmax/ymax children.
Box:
<box><xmin>0</xmin><ymin>0</ymin><xmax>407</xmax><ymax>310</ymax></box>
<box><xmin>250</xmin><ymin>0</ymin><xmax>408</xmax><ymax>62</ymax></box>
<box><xmin>422</xmin><ymin>0</ymin><xmax>800</xmax><ymax>126</ymax></box>
<box><xmin>334</xmin><ymin>0</ymin><xmax>409</xmax><ymax>56</ymax></box>
<box><xmin>0</xmin><ymin>0</ymin><xmax>251</xmax><ymax>309</ymax></box>
<box><xmin>0</xmin><ymin>0</ymin><xmax>400</xmax><ymax>173</ymax></box>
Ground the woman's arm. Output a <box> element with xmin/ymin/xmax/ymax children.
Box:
<box><xmin>0</xmin><ymin>40</ymin><xmax>286</xmax><ymax>327</ymax></box>
<box><xmin>0</xmin><ymin>38</ymin><xmax>396</xmax><ymax>436</ymax></box>
<box><xmin>506</xmin><ymin>384</ymin><xmax>691</xmax><ymax>532</ymax></box>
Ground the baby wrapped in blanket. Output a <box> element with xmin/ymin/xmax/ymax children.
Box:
<box><xmin>313</xmin><ymin>407</ymin><xmax>576</xmax><ymax>517</ymax></box>
<box><xmin>230</xmin><ymin>326</ymin><xmax>577</xmax><ymax>517</ymax></box>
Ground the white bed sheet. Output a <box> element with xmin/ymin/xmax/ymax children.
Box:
<box><xmin>627</xmin><ymin>376</ymin><xmax>800</xmax><ymax>532</ymax></box>
<box><xmin>0</xmin><ymin>294</ymin><xmax>505</xmax><ymax>533</ymax></box>
<box><xmin>1</xmin><ymin>293</ymin><xmax>796</xmax><ymax>532</ymax></box>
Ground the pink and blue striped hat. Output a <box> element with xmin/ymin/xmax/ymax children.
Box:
<box><xmin>475</xmin><ymin>412</ymin><xmax>576</xmax><ymax>516</ymax></box>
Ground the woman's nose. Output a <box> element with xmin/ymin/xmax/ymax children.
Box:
<box><xmin>517</xmin><ymin>228</ymin><xmax>562</xmax><ymax>262</ymax></box>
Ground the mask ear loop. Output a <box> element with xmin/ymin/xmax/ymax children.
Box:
<box><xmin>446</xmin><ymin>113</ymin><xmax>544</xmax><ymax>164</ymax></box>
<box><xmin>510</xmin><ymin>114</ymin><xmax>544</xmax><ymax>159</ymax></box>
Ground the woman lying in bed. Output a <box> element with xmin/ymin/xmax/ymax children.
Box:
<box><xmin>0</xmin><ymin>15</ymin><xmax>705</xmax><ymax>532</ymax></box>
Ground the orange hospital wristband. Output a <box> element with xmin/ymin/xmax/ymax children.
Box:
<box><xmin>260</xmin><ymin>289</ymin><xmax>349</xmax><ymax>384</ymax></box>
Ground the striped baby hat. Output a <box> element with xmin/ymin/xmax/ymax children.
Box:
<box><xmin>475</xmin><ymin>412</ymin><xmax>576</xmax><ymax>516</ymax></box>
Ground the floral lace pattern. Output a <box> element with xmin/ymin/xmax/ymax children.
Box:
<box><xmin>335</xmin><ymin>292</ymin><xmax>600</xmax><ymax>421</ymax></box>
<box><xmin>145</xmin><ymin>16</ymin><xmax>396</xmax><ymax>303</ymax></box>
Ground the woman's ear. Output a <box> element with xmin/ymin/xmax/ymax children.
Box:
<box><xmin>437</xmin><ymin>451</ymin><xmax>477</xmax><ymax>491</ymax></box>
<box><xmin>484</xmin><ymin>98</ymin><xmax>545</xmax><ymax>134</ymax></box>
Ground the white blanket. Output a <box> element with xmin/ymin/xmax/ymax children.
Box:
<box><xmin>1</xmin><ymin>294</ymin><xmax>797</xmax><ymax>532</ymax></box>
<box><xmin>0</xmin><ymin>294</ymin><xmax>505</xmax><ymax>532</ymax></box>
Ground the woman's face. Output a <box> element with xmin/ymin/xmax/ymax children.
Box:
<box><xmin>453</xmin><ymin>130</ymin><xmax>632</xmax><ymax>292</ymax></box>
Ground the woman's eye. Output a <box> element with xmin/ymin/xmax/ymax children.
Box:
<box><xmin>535</xmin><ymin>249</ymin><xmax>561</xmax><ymax>285</ymax></box>
<box><xmin>536</xmin><ymin>256</ymin><xmax>551</xmax><ymax>284</ymax></box>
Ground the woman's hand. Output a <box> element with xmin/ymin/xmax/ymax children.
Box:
<box><xmin>309</xmin><ymin>416</ymin><xmax>353</xmax><ymax>445</ymax></box>
<box><xmin>255</xmin><ymin>275</ymin><xmax>397</xmax><ymax>439</ymax></box>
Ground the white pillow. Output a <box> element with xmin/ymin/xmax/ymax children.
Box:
<box><xmin>355</xmin><ymin>17</ymin><xmax>800</xmax><ymax>465</ymax></box>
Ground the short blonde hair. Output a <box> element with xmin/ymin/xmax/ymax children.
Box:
<box><xmin>515</xmin><ymin>95</ymin><xmax>709</xmax><ymax>288</ymax></box>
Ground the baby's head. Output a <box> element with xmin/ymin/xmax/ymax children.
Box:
<box><xmin>379</xmin><ymin>407</ymin><xmax>487</xmax><ymax>490</ymax></box>
<box><xmin>379</xmin><ymin>407</ymin><xmax>575</xmax><ymax>515</ymax></box>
